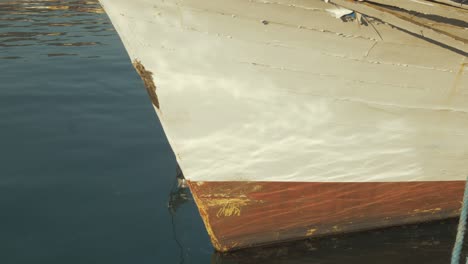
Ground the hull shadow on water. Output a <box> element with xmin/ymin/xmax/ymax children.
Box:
<box><xmin>210</xmin><ymin>219</ymin><xmax>462</xmax><ymax>264</ymax></box>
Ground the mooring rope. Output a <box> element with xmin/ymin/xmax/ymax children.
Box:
<box><xmin>451</xmin><ymin>178</ymin><xmax>468</xmax><ymax>264</ymax></box>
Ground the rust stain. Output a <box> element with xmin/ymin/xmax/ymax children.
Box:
<box><xmin>132</xmin><ymin>59</ymin><xmax>160</xmax><ymax>109</ymax></box>
<box><xmin>449</xmin><ymin>62</ymin><xmax>466</xmax><ymax>98</ymax></box>
<box><xmin>187</xmin><ymin>181</ymin><xmax>225</xmax><ymax>251</ymax></box>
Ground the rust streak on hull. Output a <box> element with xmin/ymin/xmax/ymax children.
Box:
<box><xmin>132</xmin><ymin>60</ymin><xmax>160</xmax><ymax>109</ymax></box>
<box><xmin>188</xmin><ymin>181</ymin><xmax>465</xmax><ymax>252</ymax></box>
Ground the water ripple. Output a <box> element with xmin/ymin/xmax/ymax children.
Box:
<box><xmin>0</xmin><ymin>0</ymin><xmax>113</xmax><ymax>60</ymax></box>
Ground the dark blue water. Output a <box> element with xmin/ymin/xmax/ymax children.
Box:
<box><xmin>0</xmin><ymin>1</ymin><xmax>212</xmax><ymax>263</ymax></box>
<box><xmin>0</xmin><ymin>1</ymin><xmax>465</xmax><ymax>263</ymax></box>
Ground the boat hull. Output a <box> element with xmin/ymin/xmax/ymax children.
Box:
<box><xmin>190</xmin><ymin>180</ymin><xmax>464</xmax><ymax>251</ymax></box>
<box><xmin>98</xmin><ymin>0</ymin><xmax>468</xmax><ymax>251</ymax></box>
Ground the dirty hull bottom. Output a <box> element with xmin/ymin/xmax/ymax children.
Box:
<box><xmin>187</xmin><ymin>181</ymin><xmax>464</xmax><ymax>252</ymax></box>
<box><xmin>213</xmin><ymin>219</ymin><xmax>461</xmax><ymax>264</ymax></box>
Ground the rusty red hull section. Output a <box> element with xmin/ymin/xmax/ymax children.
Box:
<box><xmin>188</xmin><ymin>181</ymin><xmax>464</xmax><ymax>252</ymax></box>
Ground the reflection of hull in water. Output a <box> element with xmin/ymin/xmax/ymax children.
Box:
<box><xmin>213</xmin><ymin>219</ymin><xmax>463</xmax><ymax>264</ymax></box>
<box><xmin>98</xmin><ymin>0</ymin><xmax>468</xmax><ymax>252</ymax></box>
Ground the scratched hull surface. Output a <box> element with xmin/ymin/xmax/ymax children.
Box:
<box><xmin>213</xmin><ymin>219</ymin><xmax>465</xmax><ymax>264</ymax></box>
<box><xmin>189</xmin><ymin>180</ymin><xmax>464</xmax><ymax>251</ymax></box>
<box><xmin>98</xmin><ymin>0</ymin><xmax>468</xmax><ymax>251</ymax></box>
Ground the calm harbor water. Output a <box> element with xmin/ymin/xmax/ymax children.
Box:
<box><xmin>0</xmin><ymin>0</ymin><xmax>464</xmax><ymax>263</ymax></box>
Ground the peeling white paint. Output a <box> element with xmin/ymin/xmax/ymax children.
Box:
<box><xmin>326</xmin><ymin>6</ymin><xmax>353</xmax><ymax>19</ymax></box>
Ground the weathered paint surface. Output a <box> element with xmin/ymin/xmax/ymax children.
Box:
<box><xmin>368</xmin><ymin>0</ymin><xmax>467</xmax><ymax>22</ymax></box>
<box><xmin>189</xmin><ymin>180</ymin><xmax>465</xmax><ymax>251</ymax></box>
<box><xmin>213</xmin><ymin>218</ymin><xmax>462</xmax><ymax>263</ymax></box>
<box><xmin>99</xmin><ymin>0</ymin><xmax>468</xmax><ymax>183</ymax></box>
<box><xmin>330</xmin><ymin>0</ymin><xmax>467</xmax><ymax>54</ymax></box>
<box><xmin>98</xmin><ymin>0</ymin><xmax>468</xmax><ymax>251</ymax></box>
<box><xmin>432</xmin><ymin>0</ymin><xmax>468</xmax><ymax>10</ymax></box>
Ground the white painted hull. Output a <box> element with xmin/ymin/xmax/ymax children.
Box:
<box><xmin>99</xmin><ymin>0</ymin><xmax>468</xmax><ymax>183</ymax></box>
